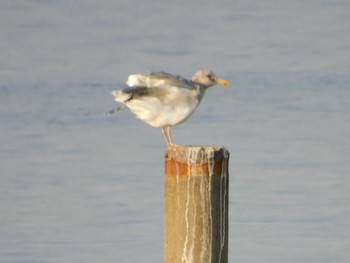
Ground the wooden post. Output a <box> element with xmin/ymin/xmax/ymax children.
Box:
<box><xmin>165</xmin><ymin>145</ymin><xmax>229</xmax><ymax>263</ymax></box>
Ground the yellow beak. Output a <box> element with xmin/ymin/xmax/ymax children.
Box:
<box><xmin>216</xmin><ymin>78</ymin><xmax>229</xmax><ymax>86</ymax></box>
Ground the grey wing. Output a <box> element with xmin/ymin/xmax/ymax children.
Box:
<box><xmin>149</xmin><ymin>72</ymin><xmax>194</xmax><ymax>89</ymax></box>
<box><xmin>121</xmin><ymin>85</ymin><xmax>172</xmax><ymax>101</ymax></box>
<box><xmin>126</xmin><ymin>72</ymin><xmax>195</xmax><ymax>90</ymax></box>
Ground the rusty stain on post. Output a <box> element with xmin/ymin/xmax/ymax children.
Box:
<box><xmin>165</xmin><ymin>145</ymin><xmax>229</xmax><ymax>263</ymax></box>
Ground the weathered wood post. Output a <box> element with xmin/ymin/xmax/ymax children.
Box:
<box><xmin>165</xmin><ymin>145</ymin><xmax>229</xmax><ymax>263</ymax></box>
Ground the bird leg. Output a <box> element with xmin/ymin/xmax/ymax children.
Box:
<box><xmin>162</xmin><ymin>126</ymin><xmax>174</xmax><ymax>145</ymax></box>
<box><xmin>162</xmin><ymin>127</ymin><xmax>171</xmax><ymax>145</ymax></box>
<box><xmin>166</xmin><ymin>126</ymin><xmax>174</xmax><ymax>145</ymax></box>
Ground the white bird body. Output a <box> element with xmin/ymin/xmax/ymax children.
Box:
<box><xmin>113</xmin><ymin>84</ymin><xmax>200</xmax><ymax>128</ymax></box>
<box><xmin>108</xmin><ymin>70</ymin><xmax>229</xmax><ymax>145</ymax></box>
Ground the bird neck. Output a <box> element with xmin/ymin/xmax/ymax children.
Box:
<box><xmin>196</xmin><ymin>85</ymin><xmax>208</xmax><ymax>99</ymax></box>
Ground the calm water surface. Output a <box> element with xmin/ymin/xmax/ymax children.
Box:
<box><xmin>1</xmin><ymin>0</ymin><xmax>350</xmax><ymax>262</ymax></box>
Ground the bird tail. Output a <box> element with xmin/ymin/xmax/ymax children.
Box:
<box><xmin>111</xmin><ymin>90</ymin><xmax>132</xmax><ymax>103</ymax></box>
<box><xmin>105</xmin><ymin>89</ymin><xmax>132</xmax><ymax>116</ymax></box>
<box><xmin>105</xmin><ymin>90</ymin><xmax>130</xmax><ymax>116</ymax></box>
<box><xmin>104</xmin><ymin>104</ymin><xmax>126</xmax><ymax>116</ymax></box>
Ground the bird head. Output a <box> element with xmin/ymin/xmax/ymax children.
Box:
<box><xmin>191</xmin><ymin>70</ymin><xmax>229</xmax><ymax>88</ymax></box>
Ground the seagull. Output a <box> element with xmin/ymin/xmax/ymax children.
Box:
<box><xmin>106</xmin><ymin>70</ymin><xmax>229</xmax><ymax>145</ymax></box>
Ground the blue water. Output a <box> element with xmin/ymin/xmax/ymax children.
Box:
<box><xmin>1</xmin><ymin>0</ymin><xmax>350</xmax><ymax>262</ymax></box>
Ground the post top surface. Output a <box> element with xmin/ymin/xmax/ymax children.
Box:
<box><xmin>165</xmin><ymin>145</ymin><xmax>229</xmax><ymax>165</ymax></box>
